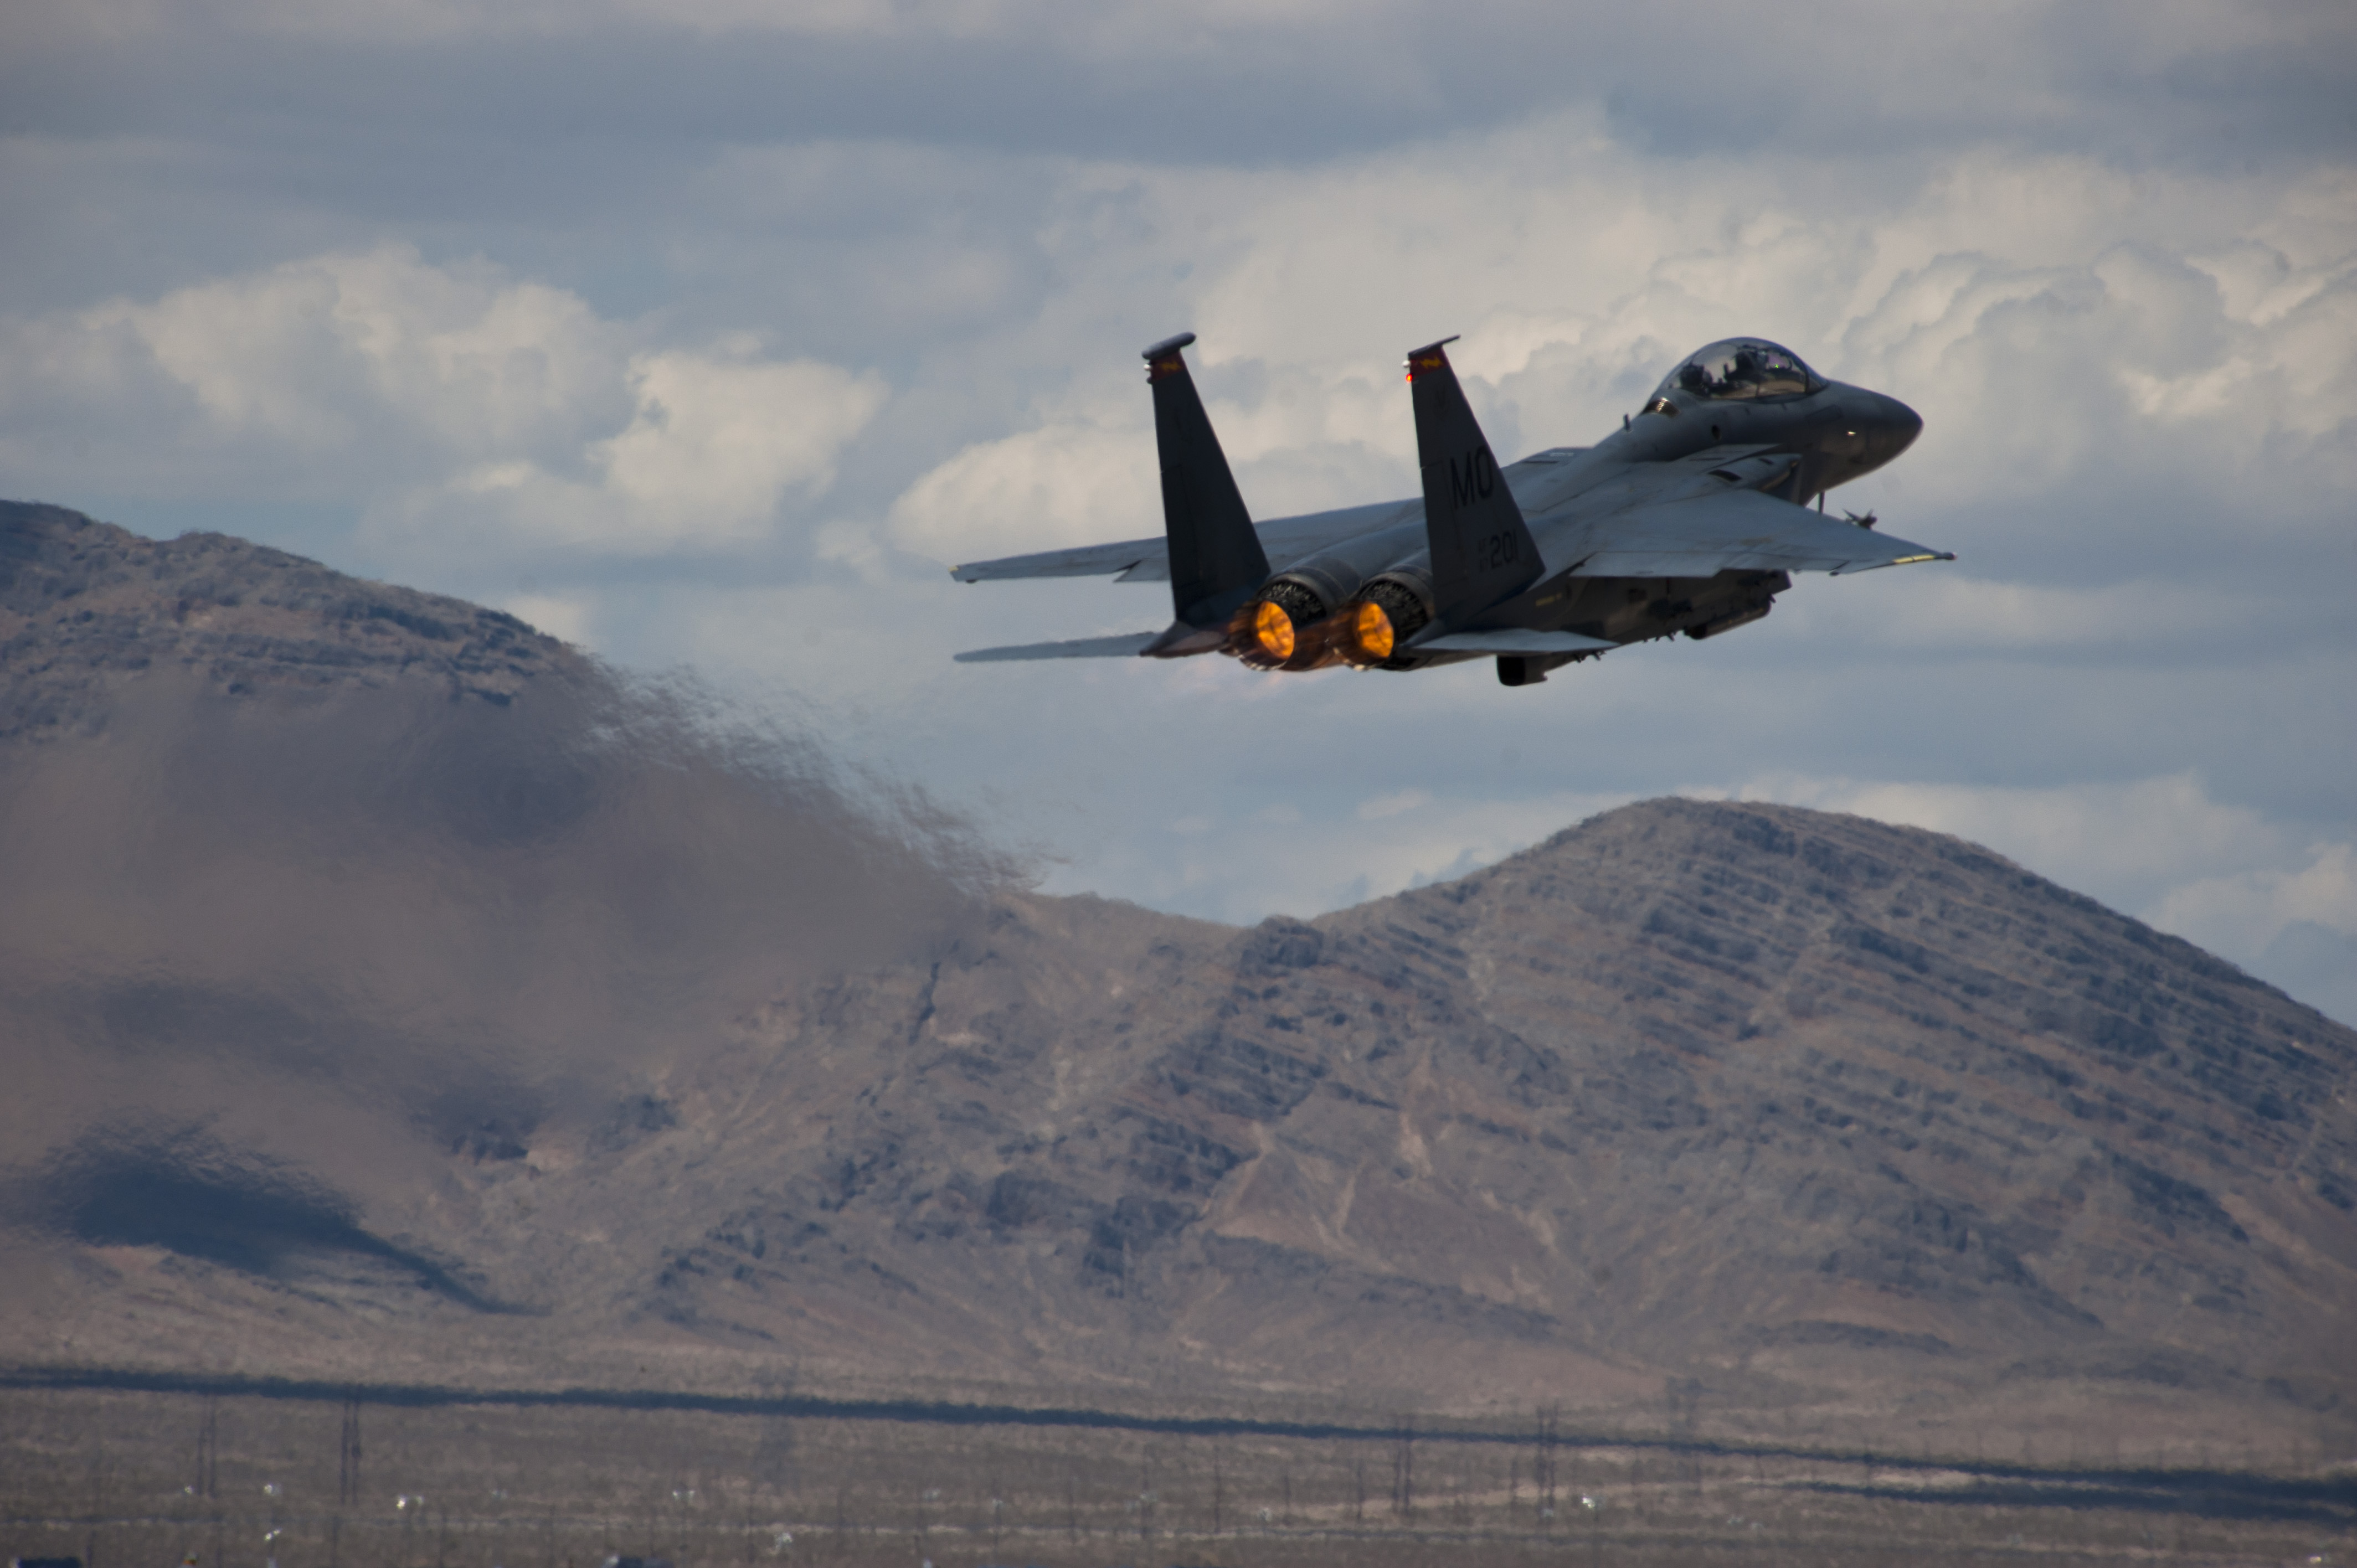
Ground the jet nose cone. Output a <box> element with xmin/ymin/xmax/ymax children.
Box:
<box><xmin>1879</xmin><ymin>394</ymin><xmax>1924</xmax><ymax>456</ymax></box>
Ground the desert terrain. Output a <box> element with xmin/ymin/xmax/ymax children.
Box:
<box><xmin>3</xmin><ymin>499</ymin><xmax>2351</xmax><ymax>1562</ymax></box>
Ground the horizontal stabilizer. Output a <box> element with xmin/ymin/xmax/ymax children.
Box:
<box><xmin>953</xmin><ymin>632</ymin><xmax>1159</xmax><ymax>662</ymax></box>
<box><xmin>951</xmin><ymin>538</ymin><xmax>1160</xmax><ymax>582</ymax></box>
<box><xmin>1569</xmin><ymin>489</ymin><xmax>1952</xmax><ymax>578</ymax></box>
<box><xmin>1415</xmin><ymin>628</ymin><xmax>1615</xmax><ymax>656</ymax></box>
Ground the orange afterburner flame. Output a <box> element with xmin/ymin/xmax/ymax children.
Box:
<box><xmin>1253</xmin><ymin>599</ymin><xmax>1296</xmax><ymax>662</ymax></box>
<box><xmin>1226</xmin><ymin>602</ymin><xmax>1289</xmax><ymax>669</ymax></box>
<box><xmin>1347</xmin><ymin>599</ymin><xmax>1394</xmax><ymax>662</ymax></box>
<box><xmin>1228</xmin><ymin>600</ymin><xmax>1352</xmax><ymax>672</ymax></box>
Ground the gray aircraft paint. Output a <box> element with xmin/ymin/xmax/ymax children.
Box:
<box><xmin>951</xmin><ymin>334</ymin><xmax>1944</xmax><ymax>687</ymax></box>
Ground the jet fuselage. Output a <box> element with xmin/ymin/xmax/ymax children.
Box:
<box><xmin>950</xmin><ymin>335</ymin><xmax>1945</xmax><ymax>688</ymax></box>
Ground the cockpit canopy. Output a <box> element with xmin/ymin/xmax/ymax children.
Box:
<box><xmin>1651</xmin><ymin>339</ymin><xmax>1823</xmax><ymax>405</ymax></box>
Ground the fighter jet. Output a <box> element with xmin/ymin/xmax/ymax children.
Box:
<box><xmin>950</xmin><ymin>332</ymin><xmax>1946</xmax><ymax>687</ymax></box>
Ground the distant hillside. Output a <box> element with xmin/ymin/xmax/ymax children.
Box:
<box><xmin>2</xmin><ymin>501</ymin><xmax>2351</xmax><ymax>1458</ymax></box>
<box><xmin>0</xmin><ymin>499</ymin><xmax>574</xmax><ymax>736</ymax></box>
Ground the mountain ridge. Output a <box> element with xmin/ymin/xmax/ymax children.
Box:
<box><xmin>1</xmin><ymin>500</ymin><xmax>2350</xmax><ymax>1456</ymax></box>
<box><xmin>1</xmin><ymin>499</ymin><xmax>579</xmax><ymax>737</ymax></box>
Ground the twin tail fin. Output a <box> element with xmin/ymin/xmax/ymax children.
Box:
<box><xmin>1405</xmin><ymin>337</ymin><xmax>1541</xmax><ymax>625</ymax></box>
<box><xmin>1144</xmin><ymin>333</ymin><xmax>1269</xmax><ymax>628</ymax></box>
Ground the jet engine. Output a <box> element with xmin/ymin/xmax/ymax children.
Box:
<box><xmin>1232</xmin><ymin>557</ymin><xmax>1370</xmax><ymax>670</ymax></box>
<box><xmin>1340</xmin><ymin>565</ymin><xmax>1437</xmax><ymax>667</ymax></box>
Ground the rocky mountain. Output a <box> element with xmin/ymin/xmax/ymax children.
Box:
<box><xmin>2</xmin><ymin>501</ymin><xmax>2352</xmax><ymax>1454</ymax></box>
<box><xmin>0</xmin><ymin>499</ymin><xmax>572</xmax><ymax>735</ymax></box>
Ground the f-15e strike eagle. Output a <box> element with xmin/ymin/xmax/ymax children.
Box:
<box><xmin>951</xmin><ymin>333</ymin><xmax>1946</xmax><ymax>687</ymax></box>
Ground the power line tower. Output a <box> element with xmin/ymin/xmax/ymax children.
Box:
<box><xmin>193</xmin><ymin>1399</ymin><xmax>219</xmax><ymax>1501</ymax></box>
<box><xmin>1391</xmin><ymin>1419</ymin><xmax>1415</xmax><ymax>1521</ymax></box>
<box><xmin>1536</xmin><ymin>1403</ymin><xmax>1560</xmax><ymax>1528</ymax></box>
<box><xmin>338</xmin><ymin>1399</ymin><xmax>364</xmax><ymax>1507</ymax></box>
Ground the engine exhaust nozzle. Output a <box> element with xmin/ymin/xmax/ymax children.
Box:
<box><xmin>1340</xmin><ymin>572</ymin><xmax>1435</xmax><ymax>668</ymax></box>
<box><xmin>1232</xmin><ymin>579</ymin><xmax>1348</xmax><ymax>671</ymax></box>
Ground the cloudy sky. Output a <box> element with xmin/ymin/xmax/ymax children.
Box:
<box><xmin>5</xmin><ymin>0</ymin><xmax>2355</xmax><ymax>1023</ymax></box>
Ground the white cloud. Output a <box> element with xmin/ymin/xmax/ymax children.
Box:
<box><xmin>0</xmin><ymin>246</ymin><xmax>885</xmax><ymax>560</ymax></box>
<box><xmin>887</xmin><ymin>416</ymin><xmax>1158</xmax><ymax>565</ymax></box>
<box><xmin>80</xmin><ymin>246</ymin><xmax>621</xmax><ymax>461</ymax></box>
<box><xmin>1356</xmin><ymin>788</ymin><xmax>1430</xmax><ymax>821</ymax></box>
<box><xmin>501</xmin><ymin>593</ymin><xmax>594</xmax><ymax>646</ymax></box>
<box><xmin>377</xmin><ymin>346</ymin><xmax>887</xmax><ymax>556</ymax></box>
<box><xmin>2149</xmin><ymin>841</ymin><xmax>2357</xmax><ymax>956</ymax></box>
<box><xmin>1711</xmin><ymin>771</ymin><xmax>2288</xmax><ymax>914</ymax></box>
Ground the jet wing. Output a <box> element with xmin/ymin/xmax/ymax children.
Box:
<box><xmin>953</xmin><ymin>632</ymin><xmax>1160</xmax><ymax>662</ymax></box>
<box><xmin>1567</xmin><ymin>488</ymin><xmax>1952</xmax><ymax>577</ymax></box>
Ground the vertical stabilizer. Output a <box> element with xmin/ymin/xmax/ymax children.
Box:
<box><xmin>1145</xmin><ymin>333</ymin><xmax>1269</xmax><ymax>627</ymax></box>
<box><xmin>1406</xmin><ymin>338</ymin><xmax>1541</xmax><ymax>626</ymax></box>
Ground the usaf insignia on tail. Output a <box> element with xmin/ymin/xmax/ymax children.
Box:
<box><xmin>951</xmin><ymin>331</ymin><xmax>1947</xmax><ymax>687</ymax></box>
